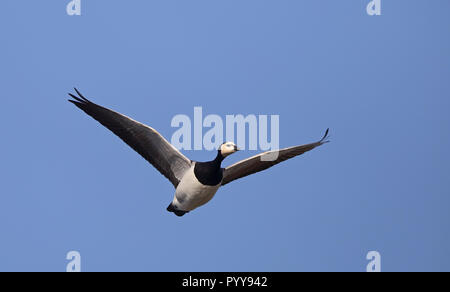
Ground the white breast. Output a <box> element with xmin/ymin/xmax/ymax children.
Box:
<box><xmin>171</xmin><ymin>163</ymin><xmax>221</xmax><ymax>211</ymax></box>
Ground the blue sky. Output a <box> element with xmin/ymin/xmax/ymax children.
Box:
<box><xmin>0</xmin><ymin>0</ymin><xmax>449</xmax><ymax>271</ymax></box>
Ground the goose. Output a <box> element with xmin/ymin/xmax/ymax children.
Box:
<box><xmin>68</xmin><ymin>89</ymin><xmax>330</xmax><ymax>217</ymax></box>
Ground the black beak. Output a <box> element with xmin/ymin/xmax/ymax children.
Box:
<box><xmin>234</xmin><ymin>146</ymin><xmax>240</xmax><ymax>151</ymax></box>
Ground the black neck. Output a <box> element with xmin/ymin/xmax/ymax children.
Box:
<box><xmin>213</xmin><ymin>150</ymin><xmax>225</xmax><ymax>166</ymax></box>
<box><xmin>193</xmin><ymin>150</ymin><xmax>225</xmax><ymax>186</ymax></box>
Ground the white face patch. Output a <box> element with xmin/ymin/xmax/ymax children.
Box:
<box><xmin>220</xmin><ymin>142</ymin><xmax>238</xmax><ymax>157</ymax></box>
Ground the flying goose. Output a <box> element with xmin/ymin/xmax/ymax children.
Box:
<box><xmin>68</xmin><ymin>89</ymin><xmax>330</xmax><ymax>217</ymax></box>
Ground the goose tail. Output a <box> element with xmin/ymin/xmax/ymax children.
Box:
<box><xmin>167</xmin><ymin>203</ymin><xmax>189</xmax><ymax>217</ymax></box>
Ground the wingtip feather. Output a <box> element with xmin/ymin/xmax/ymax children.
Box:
<box><xmin>68</xmin><ymin>93</ymin><xmax>85</xmax><ymax>103</ymax></box>
<box><xmin>73</xmin><ymin>88</ymin><xmax>90</xmax><ymax>102</ymax></box>
<box><xmin>320</xmin><ymin>128</ymin><xmax>330</xmax><ymax>143</ymax></box>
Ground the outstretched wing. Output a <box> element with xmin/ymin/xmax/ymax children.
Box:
<box><xmin>68</xmin><ymin>88</ymin><xmax>191</xmax><ymax>188</ymax></box>
<box><xmin>221</xmin><ymin>129</ymin><xmax>329</xmax><ymax>186</ymax></box>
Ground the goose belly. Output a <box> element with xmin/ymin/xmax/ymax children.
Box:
<box><xmin>173</xmin><ymin>167</ymin><xmax>221</xmax><ymax>211</ymax></box>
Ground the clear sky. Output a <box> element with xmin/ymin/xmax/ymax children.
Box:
<box><xmin>0</xmin><ymin>1</ymin><xmax>449</xmax><ymax>272</ymax></box>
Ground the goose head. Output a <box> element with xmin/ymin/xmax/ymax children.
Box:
<box><xmin>218</xmin><ymin>142</ymin><xmax>240</xmax><ymax>158</ymax></box>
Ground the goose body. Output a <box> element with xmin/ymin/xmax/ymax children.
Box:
<box><xmin>68</xmin><ymin>89</ymin><xmax>329</xmax><ymax>217</ymax></box>
<box><xmin>169</xmin><ymin>163</ymin><xmax>222</xmax><ymax>216</ymax></box>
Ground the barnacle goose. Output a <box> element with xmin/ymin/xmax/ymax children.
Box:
<box><xmin>68</xmin><ymin>89</ymin><xmax>329</xmax><ymax>217</ymax></box>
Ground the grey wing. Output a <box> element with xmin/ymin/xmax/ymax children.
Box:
<box><xmin>68</xmin><ymin>88</ymin><xmax>191</xmax><ymax>188</ymax></box>
<box><xmin>221</xmin><ymin>129</ymin><xmax>330</xmax><ymax>186</ymax></box>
